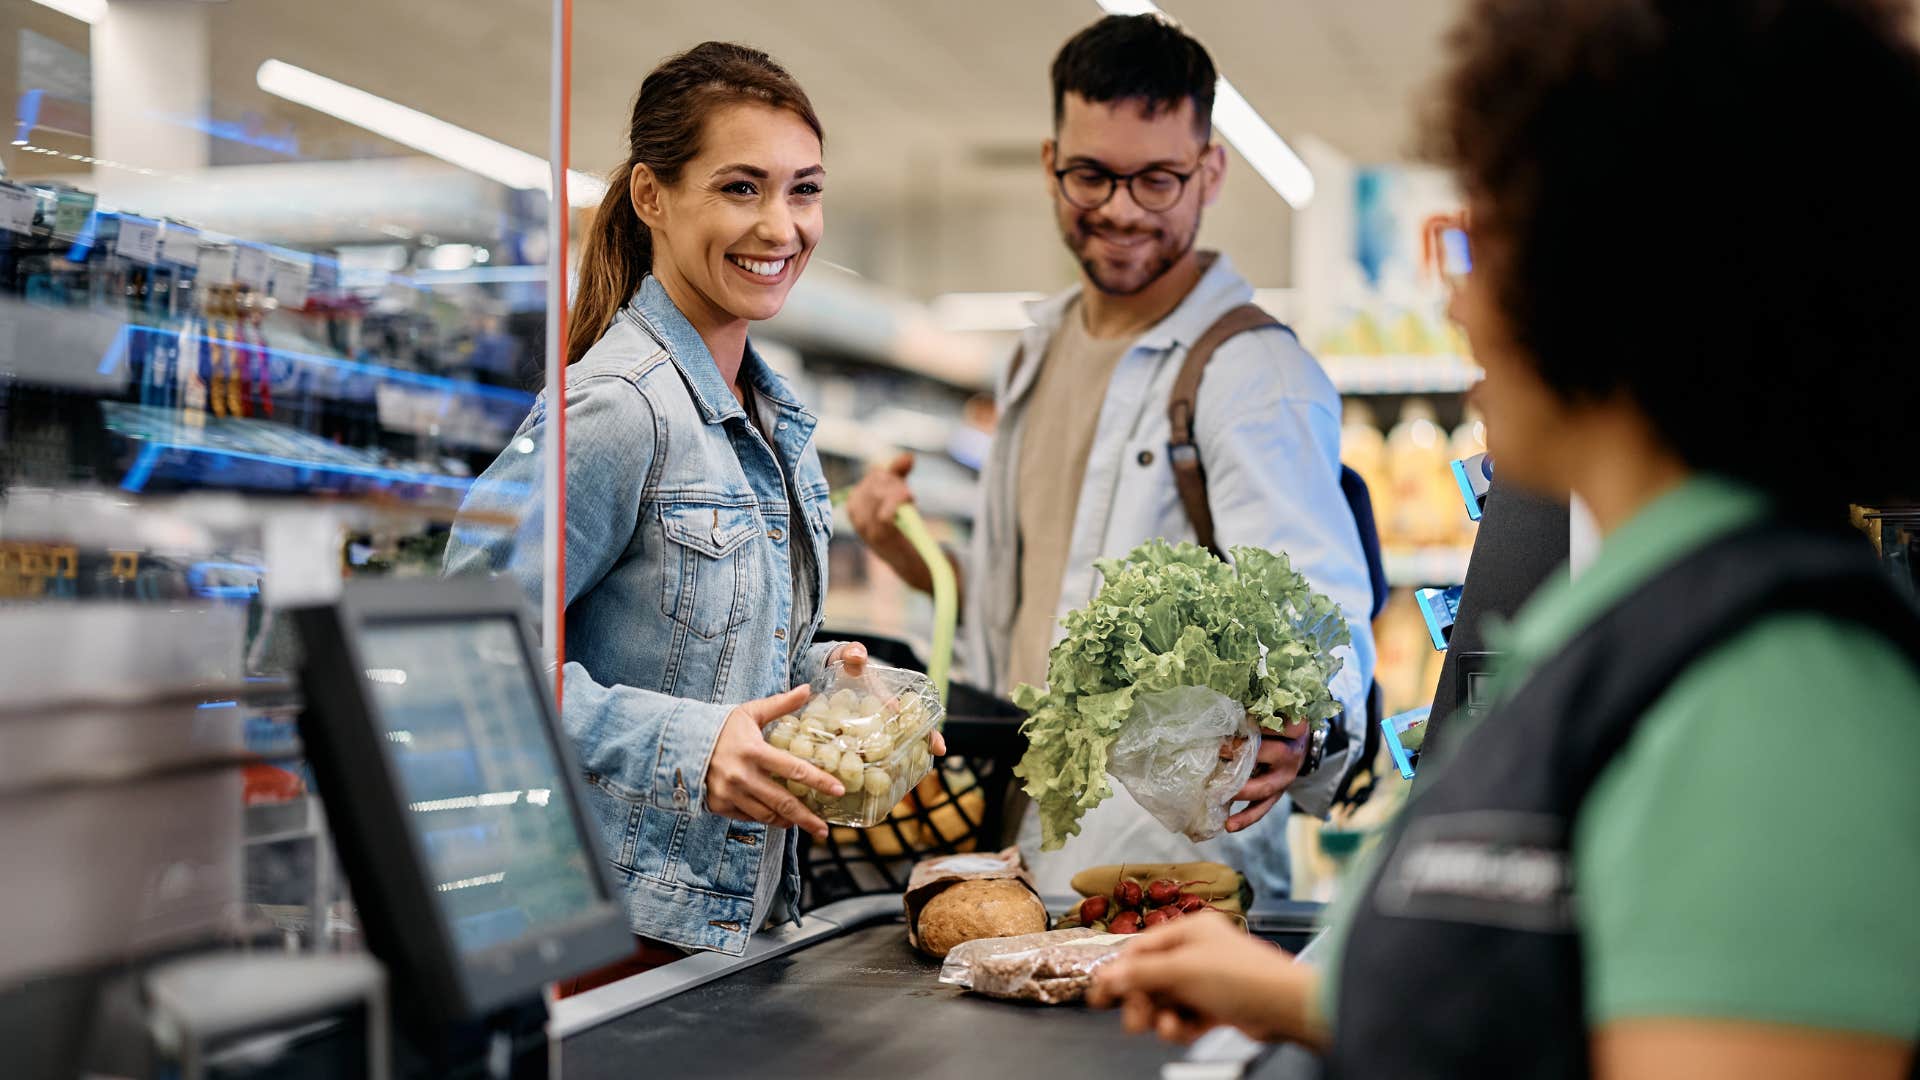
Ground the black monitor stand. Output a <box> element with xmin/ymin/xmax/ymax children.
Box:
<box><xmin>1419</xmin><ymin>484</ymin><xmax>1570</xmax><ymax>774</ymax></box>
<box><xmin>394</xmin><ymin>996</ymin><xmax>550</xmax><ymax>1080</ymax></box>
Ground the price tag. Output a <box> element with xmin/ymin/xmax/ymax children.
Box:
<box><xmin>0</xmin><ymin>184</ymin><xmax>36</xmax><ymax>237</ymax></box>
<box><xmin>260</xmin><ymin>508</ymin><xmax>344</xmax><ymax>607</ymax></box>
<box><xmin>233</xmin><ymin>245</ymin><xmax>270</xmax><ymax>290</ymax></box>
<box><xmin>268</xmin><ymin>256</ymin><xmax>312</xmax><ymax>309</ymax></box>
<box><xmin>116</xmin><ymin>215</ymin><xmax>162</xmax><ymax>264</ymax></box>
<box><xmin>159</xmin><ymin>223</ymin><xmax>201</xmax><ymax>268</ymax></box>
<box><xmin>198</xmin><ymin>245</ymin><xmax>237</xmax><ymax>286</ymax></box>
<box><xmin>52</xmin><ymin>189</ymin><xmax>95</xmax><ymax>239</ymax></box>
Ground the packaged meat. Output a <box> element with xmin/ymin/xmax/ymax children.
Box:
<box><xmin>939</xmin><ymin>929</ymin><xmax>1128</xmax><ymax>1004</ymax></box>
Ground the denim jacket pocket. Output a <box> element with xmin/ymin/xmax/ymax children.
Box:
<box><xmin>659</xmin><ymin>501</ymin><xmax>759</xmax><ymax>639</ymax></box>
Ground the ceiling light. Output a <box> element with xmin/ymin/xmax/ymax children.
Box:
<box><xmin>29</xmin><ymin>0</ymin><xmax>105</xmax><ymax>24</ymax></box>
<box><xmin>930</xmin><ymin>291</ymin><xmax>1047</xmax><ymax>333</ymax></box>
<box><xmin>1092</xmin><ymin>0</ymin><xmax>1315</xmax><ymax>209</ymax></box>
<box><xmin>256</xmin><ymin>59</ymin><xmax>605</xmax><ymax>204</ymax></box>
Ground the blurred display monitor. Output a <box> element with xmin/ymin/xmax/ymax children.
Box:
<box><xmin>294</xmin><ymin>578</ymin><xmax>629</xmax><ymax>1023</ymax></box>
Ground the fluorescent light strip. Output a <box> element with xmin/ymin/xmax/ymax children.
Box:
<box><xmin>1092</xmin><ymin>0</ymin><xmax>1315</xmax><ymax>209</ymax></box>
<box><xmin>930</xmin><ymin>291</ymin><xmax>1046</xmax><ymax>332</ymax></box>
<box><xmin>29</xmin><ymin>0</ymin><xmax>105</xmax><ymax>24</ymax></box>
<box><xmin>255</xmin><ymin>60</ymin><xmax>608</xmax><ymax>204</ymax></box>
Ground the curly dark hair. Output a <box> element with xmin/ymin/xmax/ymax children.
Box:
<box><xmin>1052</xmin><ymin>14</ymin><xmax>1216</xmax><ymax>136</ymax></box>
<box><xmin>1428</xmin><ymin>0</ymin><xmax>1920</xmax><ymax>510</ymax></box>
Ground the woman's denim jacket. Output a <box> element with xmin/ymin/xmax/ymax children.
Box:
<box><xmin>446</xmin><ymin>275</ymin><xmax>835</xmax><ymax>955</ymax></box>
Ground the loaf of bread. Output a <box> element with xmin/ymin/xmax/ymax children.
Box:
<box><xmin>914</xmin><ymin>878</ymin><xmax>1048</xmax><ymax>958</ymax></box>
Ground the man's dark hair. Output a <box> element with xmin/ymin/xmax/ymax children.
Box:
<box><xmin>1428</xmin><ymin>0</ymin><xmax>1920</xmax><ymax>512</ymax></box>
<box><xmin>1051</xmin><ymin>14</ymin><xmax>1217</xmax><ymax>136</ymax></box>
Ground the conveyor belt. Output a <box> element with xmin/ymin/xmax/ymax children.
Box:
<box><xmin>557</xmin><ymin>896</ymin><xmax>1327</xmax><ymax>1080</ymax></box>
<box><xmin>562</xmin><ymin>917</ymin><xmax>1191</xmax><ymax>1079</ymax></box>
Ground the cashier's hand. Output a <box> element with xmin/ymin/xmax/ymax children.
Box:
<box><xmin>1221</xmin><ymin>719</ymin><xmax>1309</xmax><ymax>833</ymax></box>
<box><xmin>706</xmin><ymin>686</ymin><xmax>842</xmax><ymax>841</ymax></box>
<box><xmin>1088</xmin><ymin>913</ymin><xmax>1326</xmax><ymax>1050</ymax></box>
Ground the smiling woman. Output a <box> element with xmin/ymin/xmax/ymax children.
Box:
<box><xmin>569</xmin><ymin>44</ymin><xmax>826</xmax><ymax>368</ymax></box>
<box><xmin>444</xmin><ymin>42</ymin><xmax>900</xmax><ymax>985</ymax></box>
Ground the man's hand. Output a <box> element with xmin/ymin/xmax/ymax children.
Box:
<box><xmin>846</xmin><ymin>452</ymin><xmax>935</xmax><ymax>592</ymax></box>
<box><xmin>1088</xmin><ymin>912</ymin><xmax>1326</xmax><ymax>1049</ymax></box>
<box><xmin>1222</xmin><ymin>720</ymin><xmax>1309</xmax><ymax>833</ymax></box>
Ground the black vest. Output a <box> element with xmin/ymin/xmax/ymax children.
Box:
<box><xmin>1330</xmin><ymin>520</ymin><xmax>1920</xmax><ymax>1080</ymax></box>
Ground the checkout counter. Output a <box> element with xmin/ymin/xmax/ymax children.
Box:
<box><xmin>0</xmin><ymin>565</ymin><xmax>1325</xmax><ymax>1079</ymax></box>
<box><xmin>552</xmin><ymin>896</ymin><xmax>1325</xmax><ymax>1080</ymax></box>
<box><xmin>287</xmin><ymin>576</ymin><xmax>1329</xmax><ymax>1080</ymax></box>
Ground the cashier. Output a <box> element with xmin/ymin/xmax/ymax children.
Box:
<box><xmin>1089</xmin><ymin>0</ymin><xmax>1920</xmax><ymax>1076</ymax></box>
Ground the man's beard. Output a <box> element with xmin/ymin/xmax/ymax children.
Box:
<box><xmin>1069</xmin><ymin>213</ymin><xmax>1200</xmax><ymax>297</ymax></box>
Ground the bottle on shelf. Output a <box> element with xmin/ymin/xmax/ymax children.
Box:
<box><xmin>1341</xmin><ymin>398</ymin><xmax>1389</xmax><ymax>525</ymax></box>
<box><xmin>1372</xmin><ymin>587</ymin><xmax>1437</xmax><ymax>717</ymax></box>
<box><xmin>1384</xmin><ymin>399</ymin><xmax>1456</xmax><ymax>548</ymax></box>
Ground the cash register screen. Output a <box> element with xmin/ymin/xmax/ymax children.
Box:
<box><xmin>358</xmin><ymin>617</ymin><xmax>603</xmax><ymax>964</ymax></box>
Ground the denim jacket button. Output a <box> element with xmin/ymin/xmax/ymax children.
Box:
<box><xmin>767</xmin><ymin>528</ymin><xmax>784</xmax><ymax>542</ymax></box>
<box><xmin>673</xmin><ymin>787</ymin><xmax>690</xmax><ymax>810</ymax></box>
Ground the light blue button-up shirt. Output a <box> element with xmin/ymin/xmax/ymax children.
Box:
<box><xmin>966</xmin><ymin>253</ymin><xmax>1377</xmax><ymax>899</ymax></box>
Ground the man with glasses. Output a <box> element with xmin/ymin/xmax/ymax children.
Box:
<box><xmin>849</xmin><ymin>14</ymin><xmax>1374</xmax><ymax>898</ymax></box>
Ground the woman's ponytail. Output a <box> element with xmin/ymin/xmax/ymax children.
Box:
<box><xmin>567</xmin><ymin>161</ymin><xmax>649</xmax><ymax>366</ymax></box>
<box><xmin>564</xmin><ymin>42</ymin><xmax>822</xmax><ymax>366</ymax></box>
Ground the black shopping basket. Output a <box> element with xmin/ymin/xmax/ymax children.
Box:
<box><xmin>799</xmin><ymin>505</ymin><xmax>1027</xmax><ymax>909</ymax></box>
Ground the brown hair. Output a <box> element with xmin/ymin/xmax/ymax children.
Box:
<box><xmin>568</xmin><ymin>42</ymin><xmax>823</xmax><ymax>365</ymax></box>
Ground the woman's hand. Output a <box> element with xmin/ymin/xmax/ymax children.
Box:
<box><xmin>825</xmin><ymin>640</ymin><xmax>869</xmax><ymax>675</ymax></box>
<box><xmin>1088</xmin><ymin>913</ymin><xmax>1328</xmax><ymax>1050</ymax></box>
<box><xmin>705</xmin><ymin>685</ymin><xmax>843</xmax><ymax>841</ymax></box>
<box><xmin>820</xmin><ymin>641</ymin><xmax>946</xmax><ymax>756</ymax></box>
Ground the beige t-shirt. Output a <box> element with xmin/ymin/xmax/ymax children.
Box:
<box><xmin>1006</xmin><ymin>301</ymin><xmax>1134</xmax><ymax>692</ymax></box>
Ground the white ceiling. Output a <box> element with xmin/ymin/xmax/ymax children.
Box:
<box><xmin>6</xmin><ymin>0</ymin><xmax>1465</xmax><ymax>293</ymax></box>
<box><xmin>203</xmin><ymin>0</ymin><xmax>1458</xmax><ymax>185</ymax></box>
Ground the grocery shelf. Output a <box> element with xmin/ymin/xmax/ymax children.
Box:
<box><xmin>1382</xmin><ymin>545</ymin><xmax>1473</xmax><ymax>587</ymax></box>
<box><xmin>1321</xmin><ymin>355</ymin><xmax>1481</xmax><ymax>395</ymax></box>
<box><xmin>98</xmin><ymin>324</ymin><xmax>535</xmax><ymax>408</ymax></box>
<box><xmin>102</xmin><ymin>402</ymin><xmax>480</xmax><ymax>498</ymax></box>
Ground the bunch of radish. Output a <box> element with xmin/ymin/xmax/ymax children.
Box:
<box><xmin>1055</xmin><ymin>861</ymin><xmax>1251</xmax><ymax>935</ymax></box>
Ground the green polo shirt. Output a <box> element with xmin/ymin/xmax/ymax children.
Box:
<box><xmin>1315</xmin><ymin>475</ymin><xmax>1920</xmax><ymax>1040</ymax></box>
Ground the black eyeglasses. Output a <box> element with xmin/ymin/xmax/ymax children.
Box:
<box><xmin>1053</xmin><ymin>161</ymin><xmax>1200</xmax><ymax>213</ymax></box>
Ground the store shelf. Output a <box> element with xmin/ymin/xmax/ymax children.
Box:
<box><xmin>102</xmin><ymin>402</ymin><xmax>479</xmax><ymax>498</ymax></box>
<box><xmin>1382</xmin><ymin>545</ymin><xmax>1473</xmax><ymax>587</ymax></box>
<box><xmin>1321</xmin><ymin>355</ymin><xmax>1481</xmax><ymax>395</ymax></box>
<box><xmin>99</xmin><ymin>324</ymin><xmax>534</xmax><ymax>409</ymax></box>
<box><xmin>245</xmin><ymin>795</ymin><xmax>320</xmax><ymax>846</ymax></box>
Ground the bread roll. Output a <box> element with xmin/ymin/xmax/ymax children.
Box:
<box><xmin>915</xmin><ymin>879</ymin><xmax>1047</xmax><ymax>958</ymax></box>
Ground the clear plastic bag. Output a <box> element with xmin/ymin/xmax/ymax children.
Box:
<box><xmin>1105</xmin><ymin>686</ymin><xmax>1260</xmax><ymax>842</ymax></box>
<box><xmin>761</xmin><ymin>661</ymin><xmax>944</xmax><ymax>827</ymax></box>
<box><xmin>938</xmin><ymin>928</ymin><xmax>1124</xmax><ymax>1004</ymax></box>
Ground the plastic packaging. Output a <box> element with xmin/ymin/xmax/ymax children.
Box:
<box><xmin>938</xmin><ymin>928</ymin><xmax>1125</xmax><ymax>1004</ymax></box>
<box><xmin>761</xmin><ymin>661</ymin><xmax>944</xmax><ymax>828</ymax></box>
<box><xmin>1104</xmin><ymin>685</ymin><xmax>1260</xmax><ymax>843</ymax></box>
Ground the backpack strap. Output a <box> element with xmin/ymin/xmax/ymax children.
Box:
<box><xmin>1167</xmin><ymin>303</ymin><xmax>1287</xmax><ymax>558</ymax></box>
